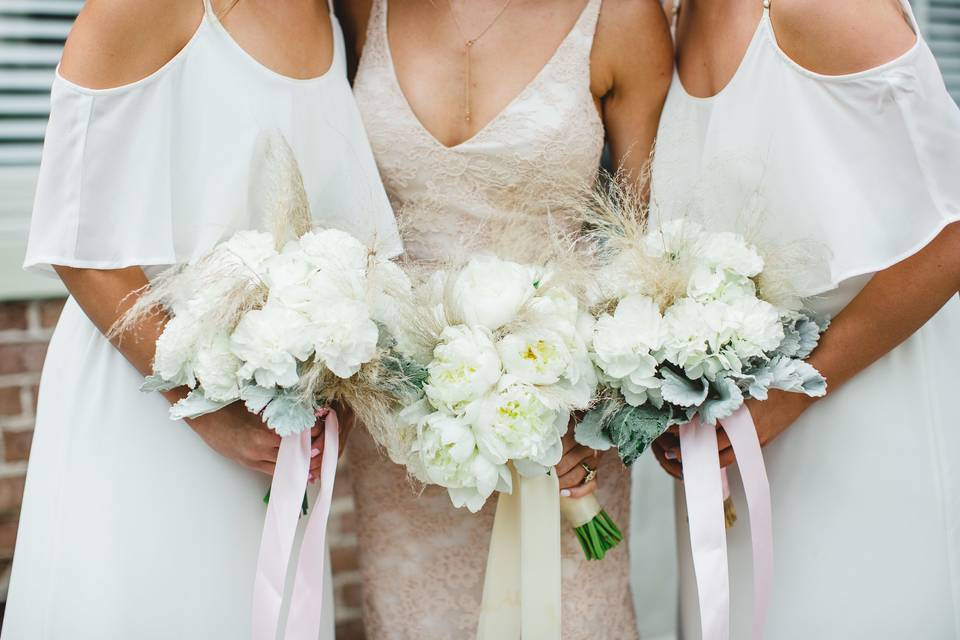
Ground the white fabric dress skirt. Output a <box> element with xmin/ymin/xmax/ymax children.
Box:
<box><xmin>3</xmin><ymin>1</ymin><xmax>401</xmax><ymax>637</ymax></box>
<box><xmin>636</xmin><ymin>1</ymin><xmax>960</xmax><ymax>638</ymax></box>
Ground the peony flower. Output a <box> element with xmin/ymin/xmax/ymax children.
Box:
<box><xmin>449</xmin><ymin>255</ymin><xmax>538</xmax><ymax>331</ymax></box>
<box><xmin>412</xmin><ymin>411</ymin><xmax>510</xmax><ymax>513</ymax></box>
<box><xmin>310</xmin><ymin>298</ymin><xmax>379</xmax><ymax>378</ymax></box>
<box><xmin>497</xmin><ymin>328</ymin><xmax>573</xmax><ymax>386</ymax></box>
<box><xmin>193</xmin><ymin>331</ymin><xmax>243</xmax><ymax>402</ymax></box>
<box><xmin>425</xmin><ymin>325</ymin><xmax>502</xmax><ymax>413</ymax></box>
<box><xmin>471</xmin><ymin>378</ymin><xmax>567</xmax><ymax>474</ymax></box>
<box><xmin>592</xmin><ymin>294</ymin><xmax>664</xmax><ymax>406</ymax></box>
<box><xmin>231</xmin><ymin>303</ymin><xmax>313</xmax><ymax>388</ymax></box>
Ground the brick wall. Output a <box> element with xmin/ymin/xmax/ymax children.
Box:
<box><xmin>0</xmin><ymin>299</ymin><xmax>366</xmax><ymax>639</ymax></box>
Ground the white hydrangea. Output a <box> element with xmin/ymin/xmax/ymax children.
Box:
<box><xmin>471</xmin><ymin>378</ymin><xmax>567</xmax><ymax>474</ymax></box>
<box><xmin>424</xmin><ymin>325</ymin><xmax>502</xmax><ymax>414</ymax></box>
<box><xmin>298</xmin><ymin>229</ymin><xmax>370</xmax><ymax>273</ymax></box>
<box><xmin>231</xmin><ymin>303</ymin><xmax>313</xmax><ymax>388</ymax></box>
<box><xmin>450</xmin><ymin>255</ymin><xmax>538</xmax><ymax>331</ymax></box>
<box><xmin>592</xmin><ymin>294</ymin><xmax>664</xmax><ymax>406</ymax></box>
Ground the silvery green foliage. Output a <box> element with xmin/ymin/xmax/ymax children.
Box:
<box><xmin>169</xmin><ymin>389</ymin><xmax>231</xmax><ymax>420</ymax></box>
<box><xmin>261</xmin><ymin>391</ymin><xmax>316</xmax><ymax>437</ymax></box>
<box><xmin>578</xmin><ymin>219</ymin><xmax>831</xmax><ymax>465</ymax></box>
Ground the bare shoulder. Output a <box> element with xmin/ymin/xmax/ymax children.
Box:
<box><xmin>593</xmin><ymin>0</ymin><xmax>674</xmax><ymax>97</ymax></box>
<box><xmin>60</xmin><ymin>0</ymin><xmax>203</xmax><ymax>90</ymax></box>
<box><xmin>771</xmin><ymin>0</ymin><xmax>916</xmax><ymax>75</ymax></box>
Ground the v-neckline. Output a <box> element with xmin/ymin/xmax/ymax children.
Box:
<box><xmin>381</xmin><ymin>0</ymin><xmax>594</xmax><ymax>151</ymax></box>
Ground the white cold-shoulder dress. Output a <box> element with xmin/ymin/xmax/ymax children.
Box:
<box><xmin>3</xmin><ymin>1</ymin><xmax>401</xmax><ymax>638</ymax></box>
<box><xmin>637</xmin><ymin>1</ymin><xmax>960</xmax><ymax>638</ymax></box>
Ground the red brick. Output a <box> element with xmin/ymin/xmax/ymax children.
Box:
<box><xmin>0</xmin><ymin>476</ymin><xmax>25</xmax><ymax>514</ymax></box>
<box><xmin>338</xmin><ymin>580</ymin><xmax>363</xmax><ymax>610</ymax></box>
<box><xmin>39</xmin><ymin>298</ymin><xmax>67</xmax><ymax>328</ymax></box>
<box><xmin>0</xmin><ymin>387</ymin><xmax>20</xmax><ymax>416</ymax></box>
<box><xmin>330</xmin><ymin>545</ymin><xmax>359</xmax><ymax>573</ymax></box>
<box><xmin>3</xmin><ymin>430</ymin><xmax>32</xmax><ymax>463</ymax></box>
<box><xmin>0</xmin><ymin>303</ymin><xmax>28</xmax><ymax>332</ymax></box>
<box><xmin>0</xmin><ymin>517</ymin><xmax>18</xmax><ymax>558</ymax></box>
<box><xmin>335</xmin><ymin>619</ymin><xmax>366</xmax><ymax>640</ymax></box>
<box><xmin>0</xmin><ymin>343</ymin><xmax>48</xmax><ymax>375</ymax></box>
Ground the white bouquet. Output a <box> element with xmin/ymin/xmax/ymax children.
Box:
<box><xmin>391</xmin><ymin>252</ymin><xmax>623</xmax><ymax>560</ymax></box>
<box><xmin>113</xmin><ymin>133</ymin><xmax>421</xmax><ymax>639</ymax></box>
<box><xmin>138</xmin><ymin>226</ymin><xmax>415</xmax><ymax>441</ymax></box>
<box><xmin>577</xmin><ymin>217</ymin><xmax>828</xmax><ymax>465</ymax></box>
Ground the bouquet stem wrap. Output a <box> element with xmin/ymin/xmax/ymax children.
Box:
<box><xmin>678</xmin><ymin>407</ymin><xmax>773</xmax><ymax>640</ymax></box>
<box><xmin>252</xmin><ymin>409</ymin><xmax>339</xmax><ymax>640</ymax></box>
<box><xmin>477</xmin><ymin>466</ymin><xmax>562</xmax><ymax>640</ymax></box>
<box><xmin>560</xmin><ymin>494</ymin><xmax>623</xmax><ymax>560</ymax></box>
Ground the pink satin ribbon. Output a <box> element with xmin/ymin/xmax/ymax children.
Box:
<box><xmin>252</xmin><ymin>408</ymin><xmax>339</xmax><ymax>640</ymax></box>
<box><xmin>679</xmin><ymin>405</ymin><xmax>773</xmax><ymax>640</ymax></box>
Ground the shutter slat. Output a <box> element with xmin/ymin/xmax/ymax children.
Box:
<box><xmin>0</xmin><ymin>121</ymin><xmax>47</xmax><ymax>140</ymax></box>
<box><xmin>0</xmin><ymin>95</ymin><xmax>50</xmax><ymax>114</ymax></box>
<box><xmin>0</xmin><ymin>1</ymin><xmax>84</xmax><ymax>15</ymax></box>
<box><xmin>0</xmin><ymin>44</ymin><xmax>63</xmax><ymax>66</ymax></box>
<box><xmin>0</xmin><ymin>145</ymin><xmax>42</xmax><ymax>165</ymax></box>
<box><xmin>0</xmin><ymin>17</ymin><xmax>74</xmax><ymax>40</ymax></box>
<box><xmin>0</xmin><ymin>69</ymin><xmax>55</xmax><ymax>92</ymax></box>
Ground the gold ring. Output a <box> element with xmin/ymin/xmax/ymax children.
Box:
<box><xmin>580</xmin><ymin>462</ymin><xmax>597</xmax><ymax>485</ymax></box>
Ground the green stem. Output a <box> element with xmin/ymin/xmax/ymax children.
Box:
<box><xmin>572</xmin><ymin>510</ymin><xmax>623</xmax><ymax>561</ymax></box>
<box><xmin>263</xmin><ymin>488</ymin><xmax>309</xmax><ymax>516</ymax></box>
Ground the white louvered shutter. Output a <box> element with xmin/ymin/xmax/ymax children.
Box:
<box><xmin>914</xmin><ymin>0</ymin><xmax>960</xmax><ymax>103</ymax></box>
<box><xmin>0</xmin><ymin>1</ymin><xmax>79</xmax><ymax>298</ymax></box>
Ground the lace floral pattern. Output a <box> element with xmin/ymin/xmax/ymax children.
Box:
<box><xmin>350</xmin><ymin>0</ymin><xmax>638</xmax><ymax>636</ymax></box>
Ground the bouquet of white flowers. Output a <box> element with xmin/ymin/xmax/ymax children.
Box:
<box><xmin>577</xmin><ymin>216</ymin><xmax>829</xmax><ymax>467</ymax></box>
<box><xmin>392</xmin><ymin>253</ymin><xmax>624</xmax><ymax>560</ymax></box>
<box><xmin>113</xmin><ymin>133</ymin><xmax>419</xmax><ymax>640</ymax></box>
<box><xmin>574</xmin><ymin>176</ymin><xmax>831</xmax><ymax>640</ymax></box>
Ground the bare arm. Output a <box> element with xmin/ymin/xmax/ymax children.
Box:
<box><xmin>52</xmin><ymin>1</ymin><xmax>329</xmax><ymax>477</ymax></box>
<box><xmin>593</xmin><ymin>0</ymin><xmax>674</xmax><ymax>182</ymax></box>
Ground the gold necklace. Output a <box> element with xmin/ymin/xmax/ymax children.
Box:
<box><xmin>444</xmin><ymin>0</ymin><xmax>514</xmax><ymax>123</ymax></box>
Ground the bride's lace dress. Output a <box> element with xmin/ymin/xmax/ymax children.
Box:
<box><xmin>350</xmin><ymin>0</ymin><xmax>638</xmax><ymax>636</ymax></box>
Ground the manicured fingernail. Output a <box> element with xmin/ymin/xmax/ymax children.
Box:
<box><xmin>311</xmin><ymin>448</ymin><xmax>320</xmax><ymax>458</ymax></box>
<box><xmin>665</xmin><ymin>450</ymin><xmax>678</xmax><ymax>460</ymax></box>
<box><xmin>560</xmin><ymin>489</ymin><xmax>571</xmax><ymax>497</ymax></box>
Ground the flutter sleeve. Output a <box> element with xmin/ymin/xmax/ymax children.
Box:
<box><xmin>23</xmin><ymin>74</ymin><xmax>179</xmax><ymax>275</ymax></box>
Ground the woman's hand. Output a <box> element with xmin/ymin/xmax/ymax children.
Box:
<box><xmin>651</xmin><ymin>391</ymin><xmax>816</xmax><ymax>480</ymax></box>
<box><xmin>187</xmin><ymin>402</ymin><xmax>325</xmax><ymax>479</ymax></box>
<box><xmin>557</xmin><ymin>432</ymin><xmax>602</xmax><ymax>499</ymax></box>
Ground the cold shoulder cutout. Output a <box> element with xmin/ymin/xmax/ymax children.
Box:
<box><xmin>24</xmin><ymin>5</ymin><xmax>401</xmax><ymax>276</ymax></box>
<box><xmin>655</xmin><ymin>0</ymin><xmax>960</xmax><ymax>307</ymax></box>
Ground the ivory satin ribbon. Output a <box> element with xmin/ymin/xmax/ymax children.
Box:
<box><xmin>252</xmin><ymin>408</ymin><xmax>339</xmax><ymax>640</ymax></box>
<box><xmin>678</xmin><ymin>406</ymin><xmax>773</xmax><ymax>640</ymax></box>
<box><xmin>477</xmin><ymin>466</ymin><xmax>562</xmax><ymax>640</ymax></box>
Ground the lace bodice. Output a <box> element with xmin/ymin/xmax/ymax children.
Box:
<box><xmin>354</xmin><ymin>0</ymin><xmax>605</xmax><ymax>261</ymax></box>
